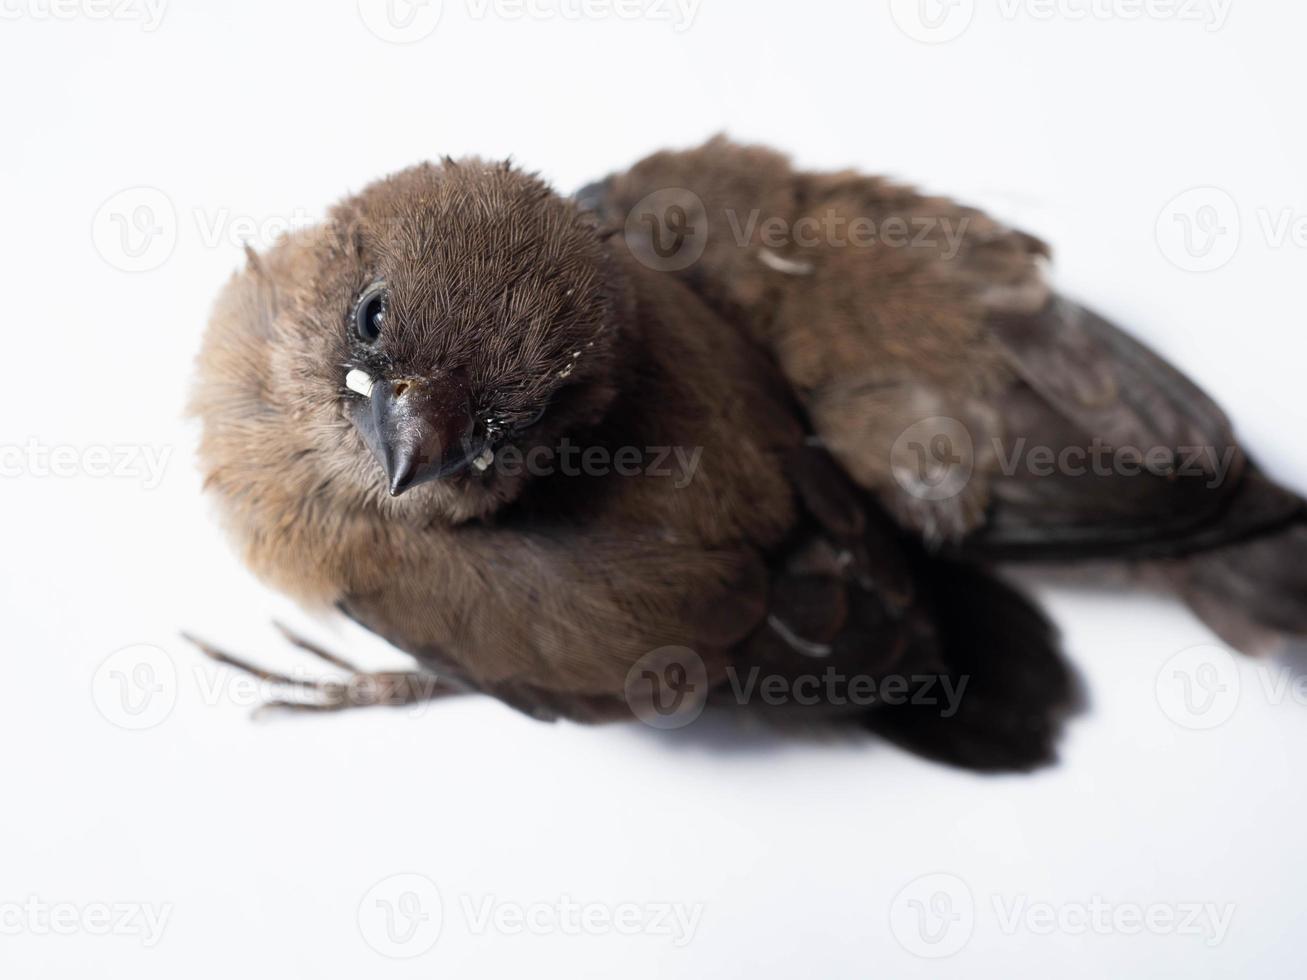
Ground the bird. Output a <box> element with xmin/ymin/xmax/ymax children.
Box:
<box><xmin>579</xmin><ymin>136</ymin><xmax>1307</xmax><ymax>657</ymax></box>
<box><xmin>185</xmin><ymin>140</ymin><xmax>1301</xmax><ymax>771</ymax></box>
<box><xmin>184</xmin><ymin>153</ymin><xmax>1082</xmax><ymax>773</ymax></box>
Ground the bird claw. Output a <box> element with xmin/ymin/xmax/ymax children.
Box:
<box><xmin>181</xmin><ymin>622</ymin><xmax>461</xmax><ymax>716</ymax></box>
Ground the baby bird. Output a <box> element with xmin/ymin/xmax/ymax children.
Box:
<box><xmin>188</xmin><ymin>142</ymin><xmax>1300</xmax><ymax>771</ymax></box>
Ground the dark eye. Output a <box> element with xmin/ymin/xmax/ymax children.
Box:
<box><xmin>353</xmin><ymin>281</ymin><xmax>387</xmax><ymax>343</ymax></box>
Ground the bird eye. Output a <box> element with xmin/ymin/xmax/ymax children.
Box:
<box><xmin>353</xmin><ymin>281</ymin><xmax>387</xmax><ymax>343</ymax></box>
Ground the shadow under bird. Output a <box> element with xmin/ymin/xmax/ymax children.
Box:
<box><xmin>186</xmin><ymin>138</ymin><xmax>1307</xmax><ymax>772</ymax></box>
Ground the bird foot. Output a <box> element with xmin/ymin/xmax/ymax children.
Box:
<box><xmin>181</xmin><ymin>621</ymin><xmax>462</xmax><ymax>717</ymax></box>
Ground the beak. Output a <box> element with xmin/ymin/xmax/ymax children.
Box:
<box><xmin>350</xmin><ymin>374</ymin><xmax>478</xmax><ymax>496</ymax></box>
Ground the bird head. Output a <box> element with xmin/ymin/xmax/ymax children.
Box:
<box><xmin>198</xmin><ymin>159</ymin><xmax>628</xmax><ymax>528</ymax></box>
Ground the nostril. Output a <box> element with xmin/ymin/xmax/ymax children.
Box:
<box><xmin>393</xmin><ymin>381</ymin><xmax>410</xmax><ymax>398</ymax></box>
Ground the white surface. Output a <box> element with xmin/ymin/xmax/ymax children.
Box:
<box><xmin>3</xmin><ymin>2</ymin><xmax>1307</xmax><ymax>977</ymax></box>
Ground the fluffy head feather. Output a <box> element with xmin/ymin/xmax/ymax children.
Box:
<box><xmin>190</xmin><ymin>159</ymin><xmax>630</xmax><ymax>598</ymax></box>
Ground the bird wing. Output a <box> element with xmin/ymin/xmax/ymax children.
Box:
<box><xmin>579</xmin><ymin>139</ymin><xmax>1297</xmax><ymax>561</ymax></box>
<box><xmin>729</xmin><ymin>442</ymin><xmax>1081</xmax><ymax>769</ymax></box>
<box><xmin>960</xmin><ymin>296</ymin><xmax>1274</xmax><ymax>559</ymax></box>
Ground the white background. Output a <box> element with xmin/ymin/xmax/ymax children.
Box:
<box><xmin>3</xmin><ymin>1</ymin><xmax>1307</xmax><ymax>976</ymax></box>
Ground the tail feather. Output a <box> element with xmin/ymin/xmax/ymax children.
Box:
<box><xmin>1170</xmin><ymin>520</ymin><xmax>1307</xmax><ymax>656</ymax></box>
<box><xmin>1131</xmin><ymin>463</ymin><xmax>1307</xmax><ymax>656</ymax></box>
<box><xmin>866</xmin><ymin>562</ymin><xmax>1084</xmax><ymax>773</ymax></box>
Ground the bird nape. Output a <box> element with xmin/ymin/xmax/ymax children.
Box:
<box><xmin>184</xmin><ymin>138</ymin><xmax>1306</xmax><ymax>773</ymax></box>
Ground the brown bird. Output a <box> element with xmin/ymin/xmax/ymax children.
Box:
<box><xmin>186</xmin><ymin>141</ymin><xmax>1300</xmax><ymax>771</ymax></box>
<box><xmin>193</xmin><ymin>136</ymin><xmax>1307</xmax><ymax>768</ymax></box>
<box><xmin>581</xmin><ymin>136</ymin><xmax>1307</xmax><ymax>656</ymax></box>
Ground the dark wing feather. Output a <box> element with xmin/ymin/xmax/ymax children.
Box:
<box><xmin>964</xmin><ymin>298</ymin><xmax>1297</xmax><ymax>559</ymax></box>
<box><xmin>728</xmin><ymin>444</ymin><xmax>1080</xmax><ymax>770</ymax></box>
<box><xmin>988</xmin><ymin>298</ymin><xmax>1236</xmax><ymax>457</ymax></box>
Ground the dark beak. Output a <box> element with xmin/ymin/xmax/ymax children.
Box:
<box><xmin>350</xmin><ymin>375</ymin><xmax>478</xmax><ymax>496</ymax></box>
